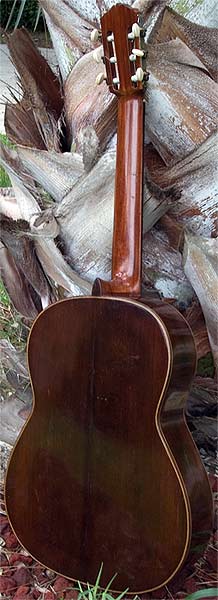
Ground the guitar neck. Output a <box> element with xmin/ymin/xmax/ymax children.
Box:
<box><xmin>92</xmin><ymin>4</ymin><xmax>146</xmax><ymax>299</ymax></box>
<box><xmin>112</xmin><ymin>94</ymin><xmax>144</xmax><ymax>297</ymax></box>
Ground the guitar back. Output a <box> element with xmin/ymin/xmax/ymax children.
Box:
<box><xmin>6</xmin><ymin>296</ymin><xmax>191</xmax><ymax>592</ymax></box>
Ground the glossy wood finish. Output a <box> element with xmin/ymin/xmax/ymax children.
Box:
<box><xmin>5</xmin><ymin>3</ymin><xmax>213</xmax><ymax>595</ymax></box>
<box><xmin>4</xmin><ymin>296</ymin><xmax>208</xmax><ymax>593</ymax></box>
<box><xmin>94</xmin><ymin>96</ymin><xmax>144</xmax><ymax>298</ymax></box>
<box><xmin>112</xmin><ymin>96</ymin><xmax>143</xmax><ymax>296</ymax></box>
<box><xmin>140</xmin><ymin>292</ymin><xmax>213</xmax><ymax>564</ymax></box>
<box><xmin>101</xmin><ymin>5</ymin><xmax>143</xmax><ymax>97</ymax></box>
<box><xmin>5</xmin><ymin>294</ymin><xmax>213</xmax><ymax>592</ymax></box>
<box><xmin>94</xmin><ymin>4</ymin><xmax>145</xmax><ymax>297</ymax></box>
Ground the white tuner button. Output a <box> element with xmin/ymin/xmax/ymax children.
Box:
<box><xmin>136</xmin><ymin>67</ymin><xmax>144</xmax><ymax>81</ymax></box>
<box><xmin>132</xmin><ymin>48</ymin><xmax>144</xmax><ymax>57</ymax></box>
<box><xmin>132</xmin><ymin>23</ymin><xmax>141</xmax><ymax>38</ymax></box>
<box><xmin>96</xmin><ymin>72</ymin><xmax>106</xmax><ymax>85</ymax></box>
<box><xmin>131</xmin><ymin>68</ymin><xmax>144</xmax><ymax>83</ymax></box>
<box><xmin>91</xmin><ymin>28</ymin><xmax>101</xmax><ymax>43</ymax></box>
<box><xmin>107</xmin><ymin>33</ymin><xmax>114</xmax><ymax>42</ymax></box>
<box><xmin>109</xmin><ymin>56</ymin><xmax>117</xmax><ymax>63</ymax></box>
<box><xmin>113</xmin><ymin>77</ymin><xmax>119</xmax><ymax>85</ymax></box>
<box><xmin>129</xmin><ymin>54</ymin><xmax>136</xmax><ymax>62</ymax></box>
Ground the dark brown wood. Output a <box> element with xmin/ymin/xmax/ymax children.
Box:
<box><xmin>5</xmin><ymin>4</ymin><xmax>213</xmax><ymax>595</ymax></box>
<box><xmin>5</xmin><ymin>296</ymin><xmax>212</xmax><ymax>593</ymax></box>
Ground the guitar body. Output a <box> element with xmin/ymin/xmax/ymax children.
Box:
<box><xmin>5</xmin><ymin>296</ymin><xmax>213</xmax><ymax>593</ymax></box>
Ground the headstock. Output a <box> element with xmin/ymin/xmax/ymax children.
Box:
<box><xmin>91</xmin><ymin>5</ymin><xmax>148</xmax><ymax>96</ymax></box>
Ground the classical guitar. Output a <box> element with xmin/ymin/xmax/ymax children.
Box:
<box><xmin>5</xmin><ymin>4</ymin><xmax>213</xmax><ymax>594</ymax></box>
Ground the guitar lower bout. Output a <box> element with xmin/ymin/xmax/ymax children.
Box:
<box><xmin>5</xmin><ymin>296</ymin><xmax>213</xmax><ymax>593</ymax></box>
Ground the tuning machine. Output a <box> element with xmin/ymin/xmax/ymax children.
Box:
<box><xmin>128</xmin><ymin>22</ymin><xmax>141</xmax><ymax>40</ymax></box>
<box><xmin>95</xmin><ymin>72</ymin><xmax>107</xmax><ymax>85</ymax></box>
<box><xmin>91</xmin><ymin>28</ymin><xmax>102</xmax><ymax>43</ymax></box>
<box><xmin>129</xmin><ymin>48</ymin><xmax>145</xmax><ymax>62</ymax></box>
<box><xmin>131</xmin><ymin>67</ymin><xmax>149</xmax><ymax>83</ymax></box>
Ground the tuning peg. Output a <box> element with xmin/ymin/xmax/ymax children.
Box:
<box><xmin>107</xmin><ymin>33</ymin><xmax>114</xmax><ymax>42</ymax></box>
<box><xmin>93</xmin><ymin>47</ymin><xmax>104</xmax><ymax>63</ymax></box>
<box><xmin>132</xmin><ymin>23</ymin><xmax>141</xmax><ymax>37</ymax></box>
<box><xmin>96</xmin><ymin>72</ymin><xmax>106</xmax><ymax>85</ymax></box>
<box><xmin>131</xmin><ymin>67</ymin><xmax>144</xmax><ymax>82</ymax></box>
<box><xmin>91</xmin><ymin>28</ymin><xmax>102</xmax><ymax>43</ymax></box>
<box><xmin>109</xmin><ymin>56</ymin><xmax>117</xmax><ymax>64</ymax></box>
<box><xmin>113</xmin><ymin>77</ymin><xmax>120</xmax><ymax>86</ymax></box>
<box><xmin>132</xmin><ymin>48</ymin><xmax>145</xmax><ymax>57</ymax></box>
<box><xmin>128</xmin><ymin>22</ymin><xmax>141</xmax><ymax>39</ymax></box>
<box><xmin>129</xmin><ymin>54</ymin><xmax>136</xmax><ymax>62</ymax></box>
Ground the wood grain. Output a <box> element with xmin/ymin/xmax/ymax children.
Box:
<box><xmin>6</xmin><ymin>295</ymin><xmax>213</xmax><ymax>593</ymax></box>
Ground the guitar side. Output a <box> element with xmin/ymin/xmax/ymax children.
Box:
<box><xmin>141</xmin><ymin>294</ymin><xmax>213</xmax><ymax>566</ymax></box>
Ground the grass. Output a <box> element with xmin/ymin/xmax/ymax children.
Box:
<box><xmin>0</xmin><ymin>279</ymin><xmax>27</xmax><ymax>350</ymax></box>
<box><xmin>185</xmin><ymin>589</ymin><xmax>218</xmax><ymax>600</ymax></box>
<box><xmin>76</xmin><ymin>564</ymin><xmax>129</xmax><ymax>600</ymax></box>
<box><xmin>0</xmin><ymin>132</ymin><xmax>13</xmax><ymax>187</ymax></box>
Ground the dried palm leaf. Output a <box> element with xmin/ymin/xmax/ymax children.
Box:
<box><xmin>0</xmin><ymin>393</ymin><xmax>28</xmax><ymax>445</ymax></box>
<box><xmin>0</xmin><ymin>144</ymin><xmax>92</xmax><ymax>296</ymax></box>
<box><xmin>0</xmin><ymin>188</ymin><xmax>20</xmax><ymax>220</ymax></box>
<box><xmin>5</xmin><ymin>98</ymin><xmax>47</xmax><ymax>149</ymax></box>
<box><xmin>142</xmin><ymin>228</ymin><xmax>193</xmax><ymax>306</ymax></box>
<box><xmin>5</xmin><ymin>29</ymin><xmax>63</xmax><ymax>150</ymax></box>
<box><xmin>40</xmin><ymin>0</ymin><xmax>95</xmax><ymax>66</ymax></box>
<box><xmin>42</xmin><ymin>10</ymin><xmax>80</xmax><ymax>81</ymax></box>
<box><xmin>149</xmin><ymin>6</ymin><xmax>218</xmax><ymax>81</ymax></box>
<box><xmin>171</xmin><ymin>0</ymin><xmax>218</xmax><ymax>28</ymax></box>
<box><xmin>35</xmin><ymin>238</ymin><xmax>92</xmax><ymax>295</ymax></box>
<box><xmin>144</xmin><ymin>132</ymin><xmax>218</xmax><ymax>237</ymax></box>
<box><xmin>135</xmin><ymin>0</ymin><xmax>168</xmax><ymax>29</ymax></box>
<box><xmin>185</xmin><ymin>298</ymin><xmax>211</xmax><ymax>360</ymax></box>
<box><xmin>157</xmin><ymin>214</ymin><xmax>184</xmax><ymax>251</ymax></box>
<box><xmin>146</xmin><ymin>38</ymin><xmax>218</xmax><ymax>165</ymax></box>
<box><xmin>0</xmin><ymin>338</ymin><xmax>32</xmax><ymax>446</ymax></box>
<box><xmin>183</xmin><ymin>235</ymin><xmax>218</xmax><ymax>364</ymax></box>
<box><xmin>194</xmin><ymin>375</ymin><xmax>217</xmax><ymax>391</ymax></box>
<box><xmin>0</xmin><ymin>339</ymin><xmax>28</xmax><ymax>379</ymax></box>
<box><xmin>6</xmin><ymin>28</ymin><xmax>62</xmax><ymax>119</ymax></box>
<box><xmin>0</xmin><ymin>241</ymin><xmax>40</xmax><ymax>319</ymax></box>
<box><xmin>0</xmin><ymin>215</ymin><xmax>53</xmax><ymax>307</ymax></box>
<box><xmin>64</xmin><ymin>49</ymin><xmax>117</xmax><ymax>166</ymax></box>
<box><xmin>0</xmin><ymin>140</ymin><xmax>38</xmax><ymax>197</ymax></box>
<box><xmin>16</xmin><ymin>147</ymin><xmax>84</xmax><ymax>201</ymax></box>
